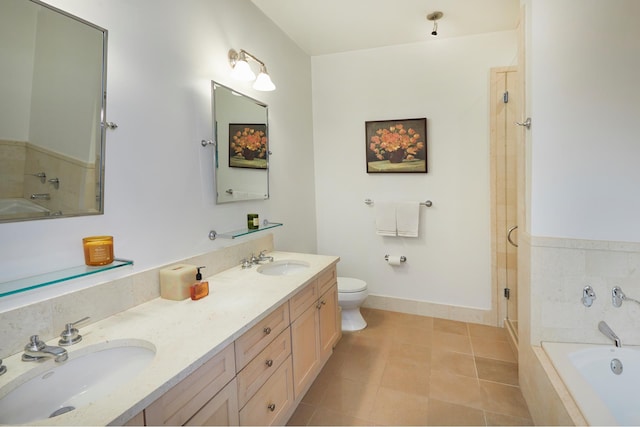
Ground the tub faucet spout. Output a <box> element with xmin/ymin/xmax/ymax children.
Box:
<box><xmin>598</xmin><ymin>321</ymin><xmax>622</xmax><ymax>348</ymax></box>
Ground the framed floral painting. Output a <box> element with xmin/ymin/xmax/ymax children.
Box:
<box><xmin>229</xmin><ymin>123</ymin><xmax>268</xmax><ymax>169</ymax></box>
<box><xmin>365</xmin><ymin>118</ymin><xmax>427</xmax><ymax>173</ymax></box>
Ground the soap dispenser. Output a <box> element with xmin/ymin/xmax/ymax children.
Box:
<box><xmin>190</xmin><ymin>266</ymin><xmax>209</xmax><ymax>300</ymax></box>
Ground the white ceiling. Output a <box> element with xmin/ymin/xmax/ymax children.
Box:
<box><xmin>251</xmin><ymin>0</ymin><xmax>520</xmax><ymax>56</ymax></box>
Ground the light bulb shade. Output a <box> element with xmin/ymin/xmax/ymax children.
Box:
<box><xmin>230</xmin><ymin>59</ymin><xmax>256</xmax><ymax>81</ymax></box>
<box><xmin>253</xmin><ymin>71</ymin><xmax>276</xmax><ymax>91</ymax></box>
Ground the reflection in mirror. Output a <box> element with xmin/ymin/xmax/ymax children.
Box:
<box><xmin>212</xmin><ymin>82</ymin><xmax>269</xmax><ymax>203</ymax></box>
<box><xmin>0</xmin><ymin>0</ymin><xmax>108</xmax><ymax>223</ymax></box>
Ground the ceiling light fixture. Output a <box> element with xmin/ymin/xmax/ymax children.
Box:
<box><xmin>228</xmin><ymin>49</ymin><xmax>276</xmax><ymax>91</ymax></box>
<box><xmin>427</xmin><ymin>11</ymin><xmax>443</xmax><ymax>37</ymax></box>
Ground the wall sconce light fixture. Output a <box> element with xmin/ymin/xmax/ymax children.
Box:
<box><xmin>228</xmin><ymin>49</ymin><xmax>276</xmax><ymax>91</ymax></box>
<box><xmin>427</xmin><ymin>11</ymin><xmax>443</xmax><ymax>36</ymax></box>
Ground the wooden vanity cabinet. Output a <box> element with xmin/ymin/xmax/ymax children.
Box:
<box><xmin>184</xmin><ymin>379</ymin><xmax>239</xmax><ymax>426</ymax></box>
<box><xmin>238</xmin><ymin>356</ymin><xmax>294</xmax><ymax>426</ymax></box>
<box><xmin>290</xmin><ymin>267</ymin><xmax>339</xmax><ymax>400</ymax></box>
<box><xmin>291</xmin><ymin>293</ymin><xmax>321</xmax><ymax>399</ymax></box>
<box><xmin>144</xmin><ymin>343</ymin><xmax>237</xmax><ymax>426</ymax></box>
<box><xmin>318</xmin><ymin>283</ymin><xmax>339</xmax><ymax>358</ymax></box>
<box><xmin>136</xmin><ymin>264</ymin><xmax>339</xmax><ymax>427</ymax></box>
<box><xmin>235</xmin><ymin>303</ymin><xmax>289</xmax><ymax>370</ymax></box>
<box><xmin>235</xmin><ymin>302</ymin><xmax>293</xmax><ymax>426</ymax></box>
<box><xmin>123</xmin><ymin>411</ymin><xmax>145</xmax><ymax>426</ymax></box>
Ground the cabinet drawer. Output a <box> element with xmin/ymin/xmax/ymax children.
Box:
<box><xmin>239</xmin><ymin>356</ymin><xmax>294</xmax><ymax>426</ymax></box>
<box><xmin>235</xmin><ymin>302</ymin><xmax>289</xmax><ymax>370</ymax></box>
<box><xmin>317</xmin><ymin>266</ymin><xmax>337</xmax><ymax>296</ymax></box>
<box><xmin>145</xmin><ymin>343</ymin><xmax>236</xmax><ymax>426</ymax></box>
<box><xmin>237</xmin><ymin>327</ymin><xmax>291</xmax><ymax>408</ymax></box>
<box><xmin>185</xmin><ymin>378</ymin><xmax>239</xmax><ymax>426</ymax></box>
<box><xmin>289</xmin><ymin>280</ymin><xmax>317</xmax><ymax>321</ymax></box>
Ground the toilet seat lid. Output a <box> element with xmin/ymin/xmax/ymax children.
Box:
<box><xmin>338</xmin><ymin>277</ymin><xmax>367</xmax><ymax>293</ymax></box>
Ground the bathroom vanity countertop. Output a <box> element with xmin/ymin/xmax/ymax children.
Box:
<box><xmin>0</xmin><ymin>251</ymin><xmax>339</xmax><ymax>426</ymax></box>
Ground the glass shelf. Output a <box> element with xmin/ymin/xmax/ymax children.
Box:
<box><xmin>217</xmin><ymin>222</ymin><xmax>283</xmax><ymax>239</ymax></box>
<box><xmin>0</xmin><ymin>258</ymin><xmax>134</xmax><ymax>298</ymax></box>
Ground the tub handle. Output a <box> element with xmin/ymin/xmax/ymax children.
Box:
<box><xmin>581</xmin><ymin>286</ymin><xmax>596</xmax><ymax>308</ymax></box>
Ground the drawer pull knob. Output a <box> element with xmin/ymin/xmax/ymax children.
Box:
<box><xmin>266</xmin><ymin>359</ymin><xmax>274</xmax><ymax>367</ymax></box>
<box><xmin>263</xmin><ymin>327</ymin><xmax>272</xmax><ymax>335</ymax></box>
<box><xmin>321</xmin><ymin>300</ymin><xmax>326</xmax><ymax>306</ymax></box>
<box><xmin>316</xmin><ymin>302</ymin><xmax>322</xmax><ymax>309</ymax></box>
<box><xmin>268</xmin><ymin>403</ymin><xmax>276</xmax><ymax>412</ymax></box>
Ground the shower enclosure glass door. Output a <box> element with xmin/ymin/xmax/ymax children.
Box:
<box><xmin>491</xmin><ymin>66</ymin><xmax>519</xmax><ymax>341</ymax></box>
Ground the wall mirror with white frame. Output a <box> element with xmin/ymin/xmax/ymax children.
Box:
<box><xmin>0</xmin><ymin>0</ymin><xmax>108</xmax><ymax>223</ymax></box>
<box><xmin>212</xmin><ymin>81</ymin><xmax>269</xmax><ymax>203</ymax></box>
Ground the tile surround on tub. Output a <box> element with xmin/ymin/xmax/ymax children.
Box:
<box><xmin>0</xmin><ymin>234</ymin><xmax>274</xmax><ymax>359</ymax></box>
<box><xmin>521</xmin><ymin>232</ymin><xmax>640</xmax><ymax>425</ymax></box>
<box><xmin>530</xmin><ymin>235</ymin><xmax>640</xmax><ymax>346</ymax></box>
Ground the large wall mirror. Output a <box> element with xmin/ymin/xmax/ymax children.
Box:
<box><xmin>0</xmin><ymin>0</ymin><xmax>108</xmax><ymax>223</ymax></box>
<box><xmin>212</xmin><ymin>82</ymin><xmax>269</xmax><ymax>203</ymax></box>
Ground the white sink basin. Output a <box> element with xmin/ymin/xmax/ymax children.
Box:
<box><xmin>257</xmin><ymin>260</ymin><xmax>310</xmax><ymax>276</ymax></box>
<box><xmin>0</xmin><ymin>339</ymin><xmax>155</xmax><ymax>424</ymax></box>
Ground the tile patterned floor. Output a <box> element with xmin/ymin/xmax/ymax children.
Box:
<box><xmin>287</xmin><ymin>308</ymin><xmax>533</xmax><ymax>426</ymax></box>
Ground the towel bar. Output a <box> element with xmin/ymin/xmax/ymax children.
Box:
<box><xmin>365</xmin><ymin>198</ymin><xmax>432</xmax><ymax>207</ymax></box>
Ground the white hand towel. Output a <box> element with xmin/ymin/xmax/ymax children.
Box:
<box><xmin>396</xmin><ymin>201</ymin><xmax>420</xmax><ymax>237</ymax></box>
<box><xmin>375</xmin><ymin>201</ymin><xmax>397</xmax><ymax>236</ymax></box>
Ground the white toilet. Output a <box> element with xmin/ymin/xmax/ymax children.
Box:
<box><xmin>337</xmin><ymin>277</ymin><xmax>368</xmax><ymax>331</ymax></box>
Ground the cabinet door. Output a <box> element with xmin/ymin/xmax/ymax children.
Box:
<box><xmin>319</xmin><ymin>284</ymin><xmax>339</xmax><ymax>361</ymax></box>
<box><xmin>185</xmin><ymin>378</ymin><xmax>239</xmax><ymax>426</ymax></box>
<box><xmin>290</xmin><ymin>303</ymin><xmax>320</xmax><ymax>400</ymax></box>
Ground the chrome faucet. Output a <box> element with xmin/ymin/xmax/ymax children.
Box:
<box><xmin>611</xmin><ymin>286</ymin><xmax>640</xmax><ymax>308</ymax></box>
<box><xmin>598</xmin><ymin>321</ymin><xmax>622</xmax><ymax>348</ymax></box>
<box><xmin>256</xmin><ymin>250</ymin><xmax>274</xmax><ymax>263</ymax></box>
<box><xmin>582</xmin><ymin>285</ymin><xmax>596</xmax><ymax>307</ymax></box>
<box><xmin>22</xmin><ymin>335</ymin><xmax>68</xmax><ymax>363</ymax></box>
<box><xmin>30</xmin><ymin>193</ymin><xmax>50</xmax><ymax>200</ymax></box>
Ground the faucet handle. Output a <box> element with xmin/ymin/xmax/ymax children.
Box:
<box><xmin>0</xmin><ymin>359</ymin><xmax>7</xmax><ymax>376</ymax></box>
<box><xmin>582</xmin><ymin>285</ymin><xmax>596</xmax><ymax>307</ymax></box>
<box><xmin>25</xmin><ymin>335</ymin><xmax>45</xmax><ymax>352</ymax></box>
<box><xmin>59</xmin><ymin>316</ymin><xmax>90</xmax><ymax>346</ymax></box>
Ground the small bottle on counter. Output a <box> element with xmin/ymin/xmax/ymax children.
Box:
<box><xmin>190</xmin><ymin>266</ymin><xmax>209</xmax><ymax>301</ymax></box>
<box><xmin>247</xmin><ymin>213</ymin><xmax>259</xmax><ymax>230</ymax></box>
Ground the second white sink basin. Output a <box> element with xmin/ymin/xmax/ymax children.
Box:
<box><xmin>0</xmin><ymin>339</ymin><xmax>155</xmax><ymax>425</ymax></box>
<box><xmin>257</xmin><ymin>260</ymin><xmax>310</xmax><ymax>276</ymax></box>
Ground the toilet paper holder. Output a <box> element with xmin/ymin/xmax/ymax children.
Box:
<box><xmin>385</xmin><ymin>255</ymin><xmax>407</xmax><ymax>263</ymax></box>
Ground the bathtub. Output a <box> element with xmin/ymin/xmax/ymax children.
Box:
<box><xmin>543</xmin><ymin>341</ymin><xmax>640</xmax><ymax>426</ymax></box>
<box><xmin>0</xmin><ymin>198</ymin><xmax>49</xmax><ymax>217</ymax></box>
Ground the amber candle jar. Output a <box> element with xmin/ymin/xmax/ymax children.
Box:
<box><xmin>82</xmin><ymin>236</ymin><xmax>114</xmax><ymax>266</ymax></box>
